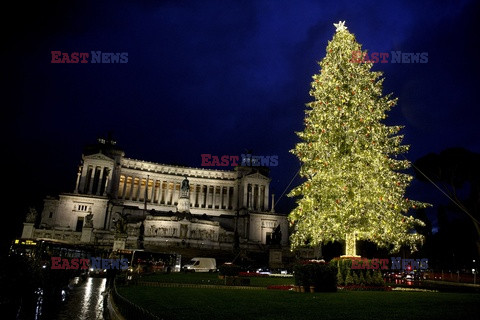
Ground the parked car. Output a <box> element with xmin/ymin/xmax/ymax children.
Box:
<box><xmin>404</xmin><ymin>274</ymin><xmax>414</xmax><ymax>281</ymax></box>
<box><xmin>182</xmin><ymin>257</ymin><xmax>217</xmax><ymax>272</ymax></box>
<box><xmin>256</xmin><ymin>267</ymin><xmax>271</xmax><ymax>275</ymax></box>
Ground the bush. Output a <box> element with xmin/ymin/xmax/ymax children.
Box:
<box><xmin>294</xmin><ymin>260</ymin><xmax>337</xmax><ymax>292</ymax></box>
<box><xmin>372</xmin><ymin>270</ymin><xmax>385</xmax><ymax>286</ymax></box>
<box><xmin>331</xmin><ymin>257</ymin><xmax>385</xmax><ymax>287</ymax></box>
<box><xmin>345</xmin><ymin>270</ymin><xmax>354</xmax><ymax>286</ymax></box>
<box><xmin>336</xmin><ymin>268</ymin><xmax>344</xmax><ymax>285</ymax></box>
<box><xmin>352</xmin><ymin>272</ymin><xmax>359</xmax><ymax>285</ymax></box>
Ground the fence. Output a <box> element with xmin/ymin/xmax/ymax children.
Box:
<box><xmin>111</xmin><ymin>279</ymin><xmax>161</xmax><ymax>320</ymax></box>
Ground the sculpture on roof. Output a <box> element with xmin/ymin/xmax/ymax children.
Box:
<box><xmin>25</xmin><ymin>207</ymin><xmax>38</xmax><ymax>223</ymax></box>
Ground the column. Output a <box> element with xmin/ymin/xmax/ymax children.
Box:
<box><xmin>173</xmin><ymin>182</ymin><xmax>179</xmax><ymax>204</ymax></box>
<box><xmin>189</xmin><ymin>184</ymin><xmax>195</xmax><ymax>206</ymax></box>
<box><xmin>88</xmin><ymin>167</ymin><xmax>96</xmax><ymax>194</ymax></box>
<box><xmin>248</xmin><ymin>184</ymin><xmax>253</xmax><ymax>210</ymax></box>
<box><xmin>166</xmin><ymin>182</ymin><xmax>172</xmax><ymax>205</ymax></box>
<box><xmin>214</xmin><ymin>186</ymin><xmax>218</xmax><ymax>209</ymax></box>
<box><xmin>74</xmin><ymin>166</ymin><xmax>82</xmax><ymax>193</ymax></box>
<box><xmin>78</xmin><ymin>166</ymin><xmax>88</xmax><ymax>193</ymax></box>
<box><xmin>128</xmin><ymin>177</ymin><xmax>136</xmax><ymax>200</ymax></box>
<box><xmin>135</xmin><ymin>177</ymin><xmax>142</xmax><ymax>201</ymax></box>
<box><xmin>201</xmin><ymin>185</ymin><xmax>206</xmax><ymax>208</ymax></box>
<box><xmin>243</xmin><ymin>183</ymin><xmax>248</xmax><ymax>208</ymax></box>
<box><xmin>103</xmin><ymin>169</ymin><xmax>110</xmax><ymax>196</ymax></box>
<box><xmin>226</xmin><ymin>186</ymin><xmax>231</xmax><ymax>209</ymax></box>
<box><xmin>233</xmin><ymin>184</ymin><xmax>238</xmax><ymax>210</ymax></box>
<box><xmin>210</xmin><ymin>185</ymin><xmax>215</xmax><ymax>208</ymax></box>
<box><xmin>220</xmin><ymin>186</ymin><xmax>225</xmax><ymax>209</ymax></box>
<box><xmin>121</xmin><ymin>176</ymin><xmax>128</xmax><ymax>199</ymax></box>
<box><xmin>157</xmin><ymin>180</ymin><xmax>163</xmax><ymax>204</ymax></box>
<box><xmin>255</xmin><ymin>184</ymin><xmax>260</xmax><ymax>211</ymax></box>
<box><xmin>150</xmin><ymin>179</ymin><xmax>155</xmax><ymax>203</ymax></box>
<box><xmin>270</xmin><ymin>194</ymin><xmax>275</xmax><ymax>213</ymax></box>
<box><xmin>264</xmin><ymin>184</ymin><xmax>269</xmax><ymax>212</ymax></box>
<box><xmin>193</xmin><ymin>185</ymin><xmax>198</xmax><ymax>207</ymax></box>
<box><xmin>96</xmin><ymin>167</ymin><xmax>105</xmax><ymax>195</ymax></box>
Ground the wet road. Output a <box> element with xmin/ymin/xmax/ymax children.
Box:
<box><xmin>46</xmin><ymin>277</ymin><xmax>109</xmax><ymax>320</ymax></box>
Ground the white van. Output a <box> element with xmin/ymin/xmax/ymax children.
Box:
<box><xmin>182</xmin><ymin>257</ymin><xmax>217</xmax><ymax>272</ymax></box>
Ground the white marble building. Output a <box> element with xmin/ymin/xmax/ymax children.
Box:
<box><xmin>23</xmin><ymin>137</ymin><xmax>288</xmax><ymax>253</ymax></box>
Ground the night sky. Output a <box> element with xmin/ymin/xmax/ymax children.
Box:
<box><xmin>2</xmin><ymin>0</ymin><xmax>479</xmax><ymax>253</ymax></box>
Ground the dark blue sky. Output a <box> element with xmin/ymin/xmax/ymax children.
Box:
<box><xmin>3</xmin><ymin>0</ymin><xmax>479</xmax><ymax>249</ymax></box>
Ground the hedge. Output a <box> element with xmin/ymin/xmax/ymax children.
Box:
<box><xmin>331</xmin><ymin>257</ymin><xmax>385</xmax><ymax>287</ymax></box>
<box><xmin>293</xmin><ymin>260</ymin><xmax>337</xmax><ymax>292</ymax></box>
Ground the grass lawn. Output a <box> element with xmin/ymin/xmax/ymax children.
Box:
<box><xmin>117</xmin><ymin>285</ymin><xmax>480</xmax><ymax>320</ymax></box>
<box><xmin>137</xmin><ymin>272</ymin><xmax>294</xmax><ymax>287</ymax></box>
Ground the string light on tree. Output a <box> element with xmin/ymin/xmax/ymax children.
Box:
<box><xmin>288</xmin><ymin>21</ymin><xmax>430</xmax><ymax>255</ymax></box>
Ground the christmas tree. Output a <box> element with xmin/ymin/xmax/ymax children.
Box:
<box><xmin>288</xmin><ymin>21</ymin><xmax>429</xmax><ymax>255</ymax></box>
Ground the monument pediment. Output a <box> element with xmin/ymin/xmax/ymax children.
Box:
<box><xmin>245</xmin><ymin>172</ymin><xmax>270</xmax><ymax>181</ymax></box>
<box><xmin>83</xmin><ymin>152</ymin><xmax>114</xmax><ymax>162</ymax></box>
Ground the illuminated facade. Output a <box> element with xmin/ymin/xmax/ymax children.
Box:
<box><xmin>22</xmin><ymin>137</ymin><xmax>288</xmax><ymax>253</ymax></box>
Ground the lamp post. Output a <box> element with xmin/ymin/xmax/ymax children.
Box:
<box><xmin>473</xmin><ymin>259</ymin><xmax>476</xmax><ymax>285</ymax></box>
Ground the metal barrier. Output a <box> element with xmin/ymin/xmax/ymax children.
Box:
<box><xmin>111</xmin><ymin>279</ymin><xmax>161</xmax><ymax>320</ymax></box>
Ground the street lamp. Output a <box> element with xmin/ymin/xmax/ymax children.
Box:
<box><xmin>473</xmin><ymin>259</ymin><xmax>477</xmax><ymax>285</ymax></box>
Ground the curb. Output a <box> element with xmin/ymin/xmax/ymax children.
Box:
<box><xmin>107</xmin><ymin>290</ymin><xmax>127</xmax><ymax>320</ymax></box>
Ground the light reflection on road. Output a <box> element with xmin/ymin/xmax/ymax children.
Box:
<box><xmin>53</xmin><ymin>277</ymin><xmax>107</xmax><ymax>320</ymax></box>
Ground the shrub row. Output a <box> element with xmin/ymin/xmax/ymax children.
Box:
<box><xmin>331</xmin><ymin>257</ymin><xmax>385</xmax><ymax>287</ymax></box>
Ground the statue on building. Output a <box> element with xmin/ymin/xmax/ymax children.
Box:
<box><xmin>25</xmin><ymin>207</ymin><xmax>38</xmax><ymax>223</ymax></box>
<box><xmin>84</xmin><ymin>213</ymin><xmax>94</xmax><ymax>228</ymax></box>
<box><xmin>271</xmin><ymin>224</ymin><xmax>282</xmax><ymax>245</ymax></box>
<box><xmin>113</xmin><ymin>211</ymin><xmax>130</xmax><ymax>234</ymax></box>
<box><xmin>180</xmin><ymin>176</ymin><xmax>190</xmax><ymax>198</ymax></box>
<box><xmin>177</xmin><ymin>176</ymin><xmax>192</xmax><ymax>216</ymax></box>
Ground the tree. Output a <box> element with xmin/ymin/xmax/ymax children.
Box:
<box><xmin>288</xmin><ymin>21</ymin><xmax>429</xmax><ymax>255</ymax></box>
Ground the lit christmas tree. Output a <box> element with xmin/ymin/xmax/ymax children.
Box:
<box><xmin>288</xmin><ymin>21</ymin><xmax>429</xmax><ymax>255</ymax></box>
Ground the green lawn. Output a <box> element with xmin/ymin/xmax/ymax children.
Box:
<box><xmin>117</xmin><ymin>285</ymin><xmax>480</xmax><ymax>320</ymax></box>
<box><xmin>136</xmin><ymin>272</ymin><xmax>294</xmax><ymax>287</ymax></box>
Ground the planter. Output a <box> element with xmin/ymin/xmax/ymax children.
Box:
<box><xmin>309</xmin><ymin>286</ymin><xmax>315</xmax><ymax>293</ymax></box>
<box><xmin>300</xmin><ymin>286</ymin><xmax>305</xmax><ymax>293</ymax></box>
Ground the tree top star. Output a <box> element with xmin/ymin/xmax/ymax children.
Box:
<box><xmin>334</xmin><ymin>21</ymin><xmax>347</xmax><ymax>32</ymax></box>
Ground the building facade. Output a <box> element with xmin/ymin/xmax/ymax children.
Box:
<box><xmin>22</xmin><ymin>137</ymin><xmax>289</xmax><ymax>255</ymax></box>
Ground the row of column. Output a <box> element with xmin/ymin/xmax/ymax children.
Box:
<box><xmin>117</xmin><ymin>175</ymin><xmax>238</xmax><ymax>210</ymax></box>
<box><xmin>243</xmin><ymin>183</ymin><xmax>269</xmax><ymax>212</ymax></box>
<box><xmin>75</xmin><ymin>165</ymin><xmax>111</xmax><ymax>196</ymax></box>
